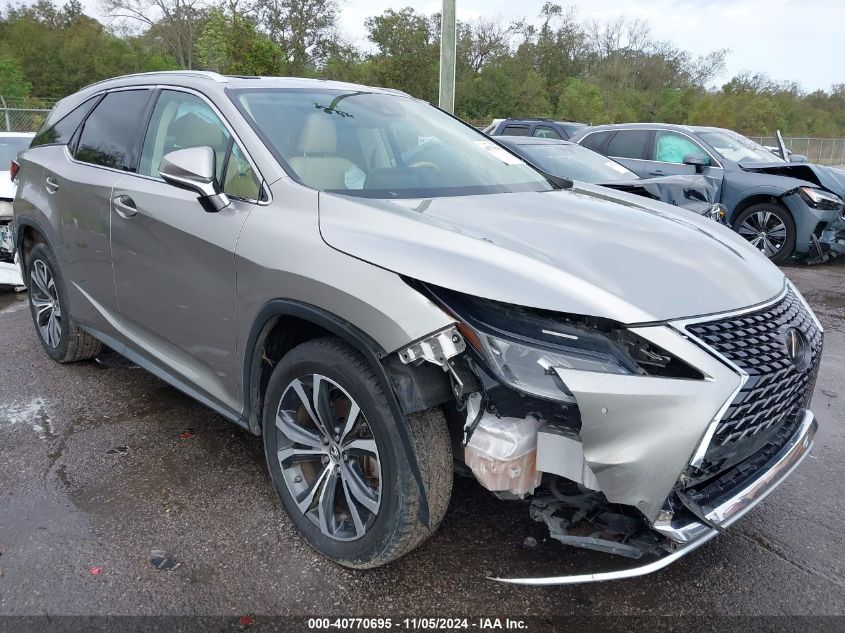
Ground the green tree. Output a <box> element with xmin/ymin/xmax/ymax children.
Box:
<box><xmin>197</xmin><ymin>6</ymin><xmax>284</xmax><ymax>75</ymax></box>
<box><xmin>0</xmin><ymin>55</ymin><xmax>31</xmax><ymax>100</ymax></box>
<box><xmin>256</xmin><ymin>0</ymin><xmax>339</xmax><ymax>76</ymax></box>
<box><xmin>364</xmin><ymin>8</ymin><xmax>439</xmax><ymax>102</ymax></box>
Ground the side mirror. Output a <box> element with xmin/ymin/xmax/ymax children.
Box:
<box><xmin>159</xmin><ymin>146</ymin><xmax>229</xmax><ymax>212</ymax></box>
<box><xmin>682</xmin><ymin>153</ymin><xmax>710</xmax><ymax>173</ymax></box>
<box><xmin>789</xmin><ymin>154</ymin><xmax>808</xmax><ymax>163</ymax></box>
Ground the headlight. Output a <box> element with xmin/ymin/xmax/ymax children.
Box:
<box><xmin>420</xmin><ymin>284</ymin><xmax>703</xmax><ymax>403</ymax></box>
<box><xmin>476</xmin><ymin>328</ymin><xmax>634</xmax><ymax>402</ymax></box>
<box><xmin>798</xmin><ymin>187</ymin><xmax>844</xmax><ymax>210</ymax></box>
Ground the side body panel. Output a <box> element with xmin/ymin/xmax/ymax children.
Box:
<box><xmin>12</xmin><ymin>153</ymin><xmax>45</xmax><ymax>234</ymax></box>
<box><xmin>33</xmin><ymin>146</ymin><xmax>123</xmax><ymax>333</ymax></box>
<box><xmin>233</xmin><ymin>177</ymin><xmax>454</xmax><ymax>414</ymax></box>
<box><xmin>110</xmin><ymin>174</ymin><xmax>254</xmax><ymax>413</ymax></box>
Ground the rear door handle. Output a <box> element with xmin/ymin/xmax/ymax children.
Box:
<box><xmin>649</xmin><ymin>170</ymin><xmax>666</xmax><ymax>176</ymax></box>
<box><xmin>44</xmin><ymin>176</ymin><xmax>59</xmax><ymax>194</ymax></box>
<box><xmin>113</xmin><ymin>195</ymin><xmax>138</xmax><ymax>218</ymax></box>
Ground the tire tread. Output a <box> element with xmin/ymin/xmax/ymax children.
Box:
<box><xmin>27</xmin><ymin>242</ymin><xmax>103</xmax><ymax>363</ymax></box>
<box><xmin>268</xmin><ymin>337</ymin><xmax>453</xmax><ymax>569</ymax></box>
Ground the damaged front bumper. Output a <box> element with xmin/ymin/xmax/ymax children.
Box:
<box><xmin>409</xmin><ymin>282</ymin><xmax>822</xmax><ymax>585</ymax></box>
<box><xmin>493</xmin><ymin>410</ymin><xmax>817</xmax><ymax>585</ymax></box>
<box><xmin>819</xmin><ymin>216</ymin><xmax>845</xmax><ymax>255</ymax></box>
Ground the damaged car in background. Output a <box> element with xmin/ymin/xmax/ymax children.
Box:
<box><xmin>0</xmin><ymin>132</ymin><xmax>31</xmax><ymax>286</ymax></box>
<box><xmin>12</xmin><ymin>72</ymin><xmax>822</xmax><ymax>585</ymax></box>
<box><xmin>572</xmin><ymin>123</ymin><xmax>845</xmax><ymax>263</ymax></box>
<box><xmin>495</xmin><ymin>136</ymin><xmax>726</xmax><ymax>223</ymax></box>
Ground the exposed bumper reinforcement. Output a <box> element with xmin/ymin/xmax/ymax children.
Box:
<box><xmin>492</xmin><ymin>410</ymin><xmax>817</xmax><ymax>585</ymax></box>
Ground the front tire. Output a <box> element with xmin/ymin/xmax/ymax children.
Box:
<box><xmin>262</xmin><ymin>337</ymin><xmax>453</xmax><ymax>568</ymax></box>
<box><xmin>733</xmin><ymin>203</ymin><xmax>796</xmax><ymax>263</ymax></box>
<box><xmin>26</xmin><ymin>242</ymin><xmax>103</xmax><ymax>362</ymax></box>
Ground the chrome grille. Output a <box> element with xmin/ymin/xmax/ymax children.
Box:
<box><xmin>685</xmin><ymin>287</ymin><xmax>822</xmax><ymax>481</ymax></box>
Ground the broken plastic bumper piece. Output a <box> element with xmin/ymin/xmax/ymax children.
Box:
<box><xmin>492</xmin><ymin>410</ymin><xmax>817</xmax><ymax>585</ymax></box>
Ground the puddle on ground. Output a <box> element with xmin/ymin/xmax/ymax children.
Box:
<box><xmin>816</xmin><ymin>292</ymin><xmax>845</xmax><ymax>310</ymax></box>
<box><xmin>0</xmin><ymin>296</ymin><xmax>27</xmax><ymax>314</ymax></box>
<box><xmin>0</xmin><ymin>396</ymin><xmax>54</xmax><ymax>439</ymax></box>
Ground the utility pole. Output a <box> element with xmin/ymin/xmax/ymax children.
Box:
<box><xmin>438</xmin><ymin>0</ymin><xmax>456</xmax><ymax>114</ymax></box>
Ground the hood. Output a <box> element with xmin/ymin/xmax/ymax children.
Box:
<box><xmin>741</xmin><ymin>162</ymin><xmax>845</xmax><ymax>197</ymax></box>
<box><xmin>598</xmin><ymin>174</ymin><xmax>717</xmax><ymax>208</ymax></box>
<box><xmin>318</xmin><ymin>183</ymin><xmax>785</xmax><ymax>324</ymax></box>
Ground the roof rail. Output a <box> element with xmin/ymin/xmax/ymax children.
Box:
<box><xmin>81</xmin><ymin>70</ymin><xmax>228</xmax><ymax>91</ymax></box>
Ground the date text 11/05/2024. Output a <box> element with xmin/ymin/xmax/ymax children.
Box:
<box><xmin>307</xmin><ymin>618</ymin><xmax>529</xmax><ymax>630</ymax></box>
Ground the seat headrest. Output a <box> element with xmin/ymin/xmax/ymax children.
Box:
<box><xmin>298</xmin><ymin>113</ymin><xmax>337</xmax><ymax>154</ymax></box>
<box><xmin>168</xmin><ymin>112</ymin><xmax>225</xmax><ymax>151</ymax></box>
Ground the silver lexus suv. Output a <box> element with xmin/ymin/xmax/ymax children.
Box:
<box><xmin>12</xmin><ymin>72</ymin><xmax>823</xmax><ymax>584</ymax></box>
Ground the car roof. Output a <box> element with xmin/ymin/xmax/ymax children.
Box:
<box><xmin>579</xmin><ymin>122</ymin><xmax>731</xmax><ymax>135</ymax></box>
<box><xmin>47</xmin><ymin>72</ymin><xmax>414</xmax><ymax>130</ymax></box>
<box><xmin>80</xmin><ymin>71</ymin><xmax>409</xmax><ymax>97</ymax></box>
<box><xmin>500</xmin><ymin>118</ymin><xmax>584</xmax><ymax>126</ymax></box>
<box><xmin>496</xmin><ymin>137</ymin><xmax>574</xmax><ymax>147</ymax></box>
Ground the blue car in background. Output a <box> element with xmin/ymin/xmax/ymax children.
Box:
<box><xmin>571</xmin><ymin>123</ymin><xmax>845</xmax><ymax>263</ymax></box>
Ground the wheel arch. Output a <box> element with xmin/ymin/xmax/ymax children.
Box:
<box><xmin>15</xmin><ymin>217</ymin><xmax>54</xmax><ymax>283</ymax></box>
<box><xmin>243</xmin><ymin>299</ymin><xmax>437</xmax><ymax>526</ymax></box>
<box><xmin>730</xmin><ymin>193</ymin><xmax>793</xmax><ymax>226</ymax></box>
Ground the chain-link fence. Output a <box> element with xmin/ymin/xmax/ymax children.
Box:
<box><xmin>749</xmin><ymin>136</ymin><xmax>845</xmax><ymax>167</ymax></box>
<box><xmin>0</xmin><ymin>97</ymin><xmax>54</xmax><ymax>133</ymax></box>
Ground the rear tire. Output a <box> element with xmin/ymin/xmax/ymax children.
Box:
<box><xmin>732</xmin><ymin>203</ymin><xmax>796</xmax><ymax>263</ymax></box>
<box><xmin>262</xmin><ymin>336</ymin><xmax>453</xmax><ymax>568</ymax></box>
<box><xmin>26</xmin><ymin>242</ymin><xmax>103</xmax><ymax>362</ymax></box>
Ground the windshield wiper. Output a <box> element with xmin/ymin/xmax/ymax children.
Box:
<box><xmin>537</xmin><ymin>168</ymin><xmax>573</xmax><ymax>190</ymax></box>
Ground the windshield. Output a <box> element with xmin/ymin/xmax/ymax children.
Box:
<box><xmin>697</xmin><ymin>129</ymin><xmax>783</xmax><ymax>164</ymax></box>
<box><xmin>232</xmin><ymin>89</ymin><xmax>551</xmax><ymax>198</ymax></box>
<box><xmin>514</xmin><ymin>142</ymin><xmax>637</xmax><ymax>183</ymax></box>
<box><xmin>0</xmin><ymin>136</ymin><xmax>31</xmax><ymax>168</ymax></box>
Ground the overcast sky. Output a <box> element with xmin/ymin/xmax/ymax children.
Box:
<box><xmin>64</xmin><ymin>0</ymin><xmax>845</xmax><ymax>92</ymax></box>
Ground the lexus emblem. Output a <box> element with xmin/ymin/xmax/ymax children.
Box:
<box><xmin>784</xmin><ymin>328</ymin><xmax>808</xmax><ymax>368</ymax></box>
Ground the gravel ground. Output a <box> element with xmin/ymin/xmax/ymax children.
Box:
<box><xmin>0</xmin><ymin>259</ymin><xmax>843</xmax><ymax>620</ymax></box>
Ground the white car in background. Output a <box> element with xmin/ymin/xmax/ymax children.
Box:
<box><xmin>0</xmin><ymin>132</ymin><xmax>33</xmax><ymax>286</ymax></box>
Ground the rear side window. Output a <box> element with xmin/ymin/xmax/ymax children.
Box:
<box><xmin>606</xmin><ymin>130</ymin><xmax>649</xmax><ymax>159</ymax></box>
<box><xmin>30</xmin><ymin>97</ymin><xmax>100</xmax><ymax>148</ymax></box>
<box><xmin>533</xmin><ymin>125</ymin><xmax>561</xmax><ymax>139</ymax></box>
<box><xmin>75</xmin><ymin>90</ymin><xmax>151</xmax><ymax>171</ymax></box>
<box><xmin>579</xmin><ymin>130</ymin><xmax>612</xmax><ymax>153</ymax></box>
<box><xmin>502</xmin><ymin>125</ymin><xmax>530</xmax><ymax>136</ymax></box>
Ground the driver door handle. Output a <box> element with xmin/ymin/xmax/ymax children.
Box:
<box><xmin>113</xmin><ymin>195</ymin><xmax>138</xmax><ymax>218</ymax></box>
<box><xmin>649</xmin><ymin>169</ymin><xmax>666</xmax><ymax>176</ymax></box>
<box><xmin>44</xmin><ymin>176</ymin><xmax>59</xmax><ymax>194</ymax></box>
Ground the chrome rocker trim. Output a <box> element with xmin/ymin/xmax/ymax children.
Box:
<box><xmin>492</xmin><ymin>410</ymin><xmax>817</xmax><ymax>585</ymax></box>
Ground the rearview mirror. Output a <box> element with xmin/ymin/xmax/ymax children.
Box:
<box><xmin>789</xmin><ymin>154</ymin><xmax>808</xmax><ymax>163</ymax></box>
<box><xmin>682</xmin><ymin>153</ymin><xmax>710</xmax><ymax>173</ymax></box>
<box><xmin>159</xmin><ymin>146</ymin><xmax>229</xmax><ymax>212</ymax></box>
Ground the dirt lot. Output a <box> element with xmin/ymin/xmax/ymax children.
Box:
<box><xmin>0</xmin><ymin>260</ymin><xmax>844</xmax><ymax>620</ymax></box>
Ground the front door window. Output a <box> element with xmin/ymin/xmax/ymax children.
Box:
<box><xmin>654</xmin><ymin>131</ymin><xmax>706</xmax><ymax>164</ymax></box>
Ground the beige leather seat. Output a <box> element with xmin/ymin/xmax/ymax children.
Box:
<box><xmin>288</xmin><ymin>114</ymin><xmax>355</xmax><ymax>189</ymax></box>
<box><xmin>165</xmin><ymin>112</ymin><xmax>230</xmax><ymax>181</ymax></box>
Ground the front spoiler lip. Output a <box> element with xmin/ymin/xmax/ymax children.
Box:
<box><xmin>491</xmin><ymin>410</ymin><xmax>817</xmax><ymax>586</ymax></box>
